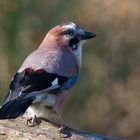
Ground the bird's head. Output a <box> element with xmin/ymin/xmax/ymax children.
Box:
<box><xmin>42</xmin><ymin>22</ymin><xmax>96</xmax><ymax>65</ymax></box>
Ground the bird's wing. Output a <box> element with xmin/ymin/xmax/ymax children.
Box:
<box><xmin>0</xmin><ymin>68</ymin><xmax>78</xmax><ymax>119</ymax></box>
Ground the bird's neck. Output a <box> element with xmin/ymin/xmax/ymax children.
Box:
<box><xmin>39</xmin><ymin>34</ymin><xmax>68</xmax><ymax>49</ymax></box>
<box><xmin>72</xmin><ymin>40</ymin><xmax>85</xmax><ymax>67</ymax></box>
<box><xmin>39</xmin><ymin>36</ymin><xmax>57</xmax><ymax>49</ymax></box>
<box><xmin>73</xmin><ymin>46</ymin><xmax>83</xmax><ymax>67</ymax></box>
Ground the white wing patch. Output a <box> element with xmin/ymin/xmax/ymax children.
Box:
<box><xmin>51</xmin><ymin>78</ymin><xmax>58</xmax><ymax>86</ymax></box>
<box><xmin>23</xmin><ymin>78</ymin><xmax>60</xmax><ymax>100</ymax></box>
<box><xmin>45</xmin><ymin>78</ymin><xmax>60</xmax><ymax>91</ymax></box>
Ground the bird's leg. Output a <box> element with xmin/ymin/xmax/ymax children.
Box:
<box><xmin>59</xmin><ymin>123</ymin><xmax>72</xmax><ymax>138</ymax></box>
<box><xmin>26</xmin><ymin>115</ymin><xmax>41</xmax><ymax>127</ymax></box>
<box><xmin>57</xmin><ymin>112</ymin><xmax>72</xmax><ymax>138</ymax></box>
<box><xmin>53</xmin><ymin>93</ymin><xmax>72</xmax><ymax>137</ymax></box>
<box><xmin>59</xmin><ymin>123</ymin><xmax>68</xmax><ymax>133</ymax></box>
<box><xmin>31</xmin><ymin>115</ymin><xmax>38</xmax><ymax>126</ymax></box>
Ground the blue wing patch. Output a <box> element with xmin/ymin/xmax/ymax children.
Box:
<box><xmin>61</xmin><ymin>75</ymin><xmax>78</xmax><ymax>90</ymax></box>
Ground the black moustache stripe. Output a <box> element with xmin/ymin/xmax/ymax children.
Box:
<box><xmin>69</xmin><ymin>37</ymin><xmax>79</xmax><ymax>46</ymax></box>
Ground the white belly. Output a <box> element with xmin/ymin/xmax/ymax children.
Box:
<box><xmin>26</xmin><ymin>93</ymin><xmax>62</xmax><ymax>124</ymax></box>
<box><xmin>26</xmin><ymin>90</ymin><xmax>70</xmax><ymax>124</ymax></box>
<box><xmin>33</xmin><ymin>93</ymin><xmax>56</xmax><ymax>107</ymax></box>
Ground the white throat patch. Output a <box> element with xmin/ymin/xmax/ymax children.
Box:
<box><xmin>73</xmin><ymin>40</ymin><xmax>85</xmax><ymax>66</ymax></box>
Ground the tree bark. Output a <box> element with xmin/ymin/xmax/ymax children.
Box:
<box><xmin>0</xmin><ymin>116</ymin><xmax>127</xmax><ymax>140</ymax></box>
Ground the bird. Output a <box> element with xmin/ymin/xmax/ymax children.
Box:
<box><xmin>0</xmin><ymin>22</ymin><xmax>96</xmax><ymax>133</ymax></box>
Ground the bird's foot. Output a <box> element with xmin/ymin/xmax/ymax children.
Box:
<box><xmin>59</xmin><ymin>124</ymin><xmax>72</xmax><ymax>138</ymax></box>
<box><xmin>26</xmin><ymin>115</ymin><xmax>41</xmax><ymax>127</ymax></box>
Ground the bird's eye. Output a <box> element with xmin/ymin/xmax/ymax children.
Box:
<box><xmin>61</xmin><ymin>30</ymin><xmax>74</xmax><ymax>36</ymax></box>
<box><xmin>66</xmin><ymin>30</ymin><xmax>73</xmax><ymax>36</ymax></box>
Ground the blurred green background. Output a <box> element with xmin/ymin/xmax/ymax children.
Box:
<box><xmin>0</xmin><ymin>0</ymin><xmax>140</xmax><ymax>139</ymax></box>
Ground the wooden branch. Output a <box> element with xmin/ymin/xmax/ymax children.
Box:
<box><xmin>0</xmin><ymin>116</ymin><xmax>127</xmax><ymax>140</ymax></box>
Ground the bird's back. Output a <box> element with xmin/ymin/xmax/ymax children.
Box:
<box><xmin>19</xmin><ymin>46</ymin><xmax>79</xmax><ymax>77</ymax></box>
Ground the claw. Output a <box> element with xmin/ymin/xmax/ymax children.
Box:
<box><xmin>26</xmin><ymin>116</ymin><xmax>33</xmax><ymax>126</ymax></box>
<box><xmin>59</xmin><ymin>124</ymin><xmax>72</xmax><ymax>138</ymax></box>
<box><xmin>26</xmin><ymin>115</ymin><xmax>41</xmax><ymax>127</ymax></box>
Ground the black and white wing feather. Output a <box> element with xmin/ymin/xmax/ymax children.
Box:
<box><xmin>0</xmin><ymin>68</ymin><xmax>78</xmax><ymax>119</ymax></box>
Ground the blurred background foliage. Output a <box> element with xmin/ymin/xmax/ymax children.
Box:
<box><xmin>0</xmin><ymin>0</ymin><xmax>140</xmax><ymax>139</ymax></box>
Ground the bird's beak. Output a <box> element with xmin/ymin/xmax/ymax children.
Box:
<box><xmin>80</xmin><ymin>31</ymin><xmax>96</xmax><ymax>40</ymax></box>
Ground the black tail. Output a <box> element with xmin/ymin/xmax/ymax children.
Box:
<box><xmin>0</xmin><ymin>97</ymin><xmax>35</xmax><ymax>119</ymax></box>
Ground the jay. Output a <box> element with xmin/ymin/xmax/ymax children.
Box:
<box><xmin>0</xmin><ymin>22</ymin><xmax>96</xmax><ymax>132</ymax></box>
